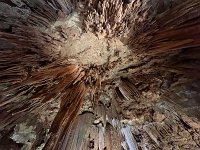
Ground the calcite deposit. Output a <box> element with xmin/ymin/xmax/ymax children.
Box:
<box><xmin>0</xmin><ymin>0</ymin><xmax>200</xmax><ymax>150</ymax></box>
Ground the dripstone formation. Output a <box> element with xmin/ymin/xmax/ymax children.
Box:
<box><xmin>0</xmin><ymin>0</ymin><xmax>200</xmax><ymax>149</ymax></box>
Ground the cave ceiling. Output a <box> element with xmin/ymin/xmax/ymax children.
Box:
<box><xmin>0</xmin><ymin>0</ymin><xmax>200</xmax><ymax>149</ymax></box>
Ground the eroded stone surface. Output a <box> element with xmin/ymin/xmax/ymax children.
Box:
<box><xmin>48</xmin><ymin>12</ymin><xmax>140</xmax><ymax>83</ymax></box>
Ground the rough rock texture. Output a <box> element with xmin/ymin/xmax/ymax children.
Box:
<box><xmin>83</xmin><ymin>0</ymin><xmax>184</xmax><ymax>38</ymax></box>
<box><xmin>0</xmin><ymin>0</ymin><xmax>200</xmax><ymax>150</ymax></box>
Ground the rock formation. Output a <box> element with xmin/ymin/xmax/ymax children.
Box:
<box><xmin>0</xmin><ymin>0</ymin><xmax>200</xmax><ymax>149</ymax></box>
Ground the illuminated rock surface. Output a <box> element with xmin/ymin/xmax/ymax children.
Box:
<box><xmin>0</xmin><ymin>0</ymin><xmax>200</xmax><ymax>149</ymax></box>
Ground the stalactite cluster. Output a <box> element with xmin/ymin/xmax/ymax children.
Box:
<box><xmin>0</xmin><ymin>0</ymin><xmax>200</xmax><ymax>149</ymax></box>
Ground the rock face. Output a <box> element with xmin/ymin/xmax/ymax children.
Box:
<box><xmin>0</xmin><ymin>0</ymin><xmax>200</xmax><ymax>150</ymax></box>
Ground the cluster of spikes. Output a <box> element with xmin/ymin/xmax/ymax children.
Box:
<box><xmin>0</xmin><ymin>0</ymin><xmax>200</xmax><ymax>149</ymax></box>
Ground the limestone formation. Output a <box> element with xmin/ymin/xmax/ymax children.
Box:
<box><xmin>0</xmin><ymin>0</ymin><xmax>200</xmax><ymax>149</ymax></box>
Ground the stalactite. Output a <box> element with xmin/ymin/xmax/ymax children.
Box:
<box><xmin>0</xmin><ymin>0</ymin><xmax>200</xmax><ymax>149</ymax></box>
